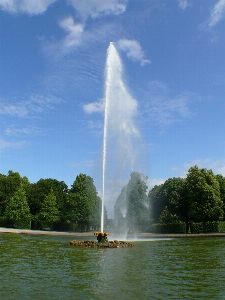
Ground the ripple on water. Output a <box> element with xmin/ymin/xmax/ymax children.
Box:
<box><xmin>1</xmin><ymin>234</ymin><xmax>225</xmax><ymax>299</ymax></box>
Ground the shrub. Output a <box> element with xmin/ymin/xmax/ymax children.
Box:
<box><xmin>218</xmin><ymin>221</ymin><xmax>225</xmax><ymax>232</ymax></box>
<box><xmin>191</xmin><ymin>221</ymin><xmax>221</xmax><ymax>233</ymax></box>
<box><xmin>0</xmin><ymin>216</ymin><xmax>7</xmax><ymax>227</ymax></box>
<box><xmin>190</xmin><ymin>222</ymin><xmax>203</xmax><ymax>233</ymax></box>
<box><xmin>153</xmin><ymin>222</ymin><xmax>185</xmax><ymax>233</ymax></box>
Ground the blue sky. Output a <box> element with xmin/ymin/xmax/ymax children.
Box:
<box><xmin>1</xmin><ymin>0</ymin><xmax>225</xmax><ymax>216</ymax></box>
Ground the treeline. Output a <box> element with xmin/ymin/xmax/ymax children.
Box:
<box><xmin>114</xmin><ymin>166</ymin><xmax>225</xmax><ymax>234</ymax></box>
<box><xmin>0</xmin><ymin>171</ymin><xmax>106</xmax><ymax>231</ymax></box>
<box><xmin>1</xmin><ymin>165</ymin><xmax>225</xmax><ymax>233</ymax></box>
<box><xmin>149</xmin><ymin>165</ymin><xmax>225</xmax><ymax>233</ymax></box>
<box><xmin>114</xmin><ymin>172</ymin><xmax>150</xmax><ymax>233</ymax></box>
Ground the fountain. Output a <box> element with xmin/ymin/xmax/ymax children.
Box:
<box><xmin>69</xmin><ymin>42</ymin><xmax>140</xmax><ymax>248</ymax></box>
<box><xmin>101</xmin><ymin>42</ymin><xmax>140</xmax><ymax>232</ymax></box>
<box><xmin>69</xmin><ymin>231</ymin><xmax>134</xmax><ymax>248</ymax></box>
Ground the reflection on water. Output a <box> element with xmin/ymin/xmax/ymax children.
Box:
<box><xmin>1</xmin><ymin>234</ymin><xmax>225</xmax><ymax>299</ymax></box>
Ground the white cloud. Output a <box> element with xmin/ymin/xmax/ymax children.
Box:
<box><xmin>178</xmin><ymin>0</ymin><xmax>189</xmax><ymax>10</ymax></box>
<box><xmin>55</xmin><ymin>1</ymin><xmax>127</xmax><ymax>53</ymax></box>
<box><xmin>59</xmin><ymin>16</ymin><xmax>84</xmax><ymax>49</ymax></box>
<box><xmin>0</xmin><ymin>0</ymin><xmax>57</xmax><ymax>14</ymax></box>
<box><xmin>0</xmin><ymin>94</ymin><xmax>61</xmax><ymax>118</ymax></box>
<box><xmin>143</xmin><ymin>81</ymin><xmax>192</xmax><ymax>126</ymax></box>
<box><xmin>0</xmin><ymin>103</ymin><xmax>28</xmax><ymax>117</ymax></box>
<box><xmin>116</xmin><ymin>39</ymin><xmax>150</xmax><ymax>66</ymax></box>
<box><xmin>43</xmin><ymin>1</ymin><xmax>127</xmax><ymax>55</ymax></box>
<box><xmin>0</xmin><ymin>0</ymin><xmax>127</xmax><ymax>17</ymax></box>
<box><xmin>0</xmin><ymin>95</ymin><xmax>60</xmax><ymax>150</ymax></box>
<box><xmin>208</xmin><ymin>0</ymin><xmax>225</xmax><ymax>28</ymax></box>
<box><xmin>4</xmin><ymin>125</ymin><xmax>40</xmax><ymax>136</ymax></box>
<box><xmin>200</xmin><ymin>0</ymin><xmax>225</xmax><ymax>29</ymax></box>
<box><xmin>71</xmin><ymin>160</ymin><xmax>97</xmax><ymax>168</ymax></box>
<box><xmin>0</xmin><ymin>137</ymin><xmax>28</xmax><ymax>150</ymax></box>
<box><xmin>83</xmin><ymin>99</ymin><xmax>104</xmax><ymax>114</ymax></box>
<box><xmin>67</xmin><ymin>0</ymin><xmax>127</xmax><ymax>20</ymax></box>
<box><xmin>171</xmin><ymin>158</ymin><xmax>225</xmax><ymax>177</ymax></box>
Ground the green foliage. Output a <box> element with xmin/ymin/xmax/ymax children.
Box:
<box><xmin>189</xmin><ymin>221</ymin><xmax>222</xmax><ymax>233</ymax></box>
<box><xmin>91</xmin><ymin>196</ymin><xmax>107</xmax><ymax>230</ymax></box>
<box><xmin>0</xmin><ymin>216</ymin><xmax>7</xmax><ymax>227</ymax></box>
<box><xmin>4</xmin><ymin>185</ymin><xmax>31</xmax><ymax>229</ymax></box>
<box><xmin>186</xmin><ymin>166</ymin><xmax>223</xmax><ymax>223</ymax></box>
<box><xmin>155</xmin><ymin>221</ymin><xmax>225</xmax><ymax>234</ymax></box>
<box><xmin>0</xmin><ymin>171</ymin><xmax>30</xmax><ymax>217</ymax></box>
<box><xmin>27</xmin><ymin>178</ymin><xmax>68</xmax><ymax>223</ymax></box>
<box><xmin>190</xmin><ymin>222</ymin><xmax>204</xmax><ymax>233</ymax></box>
<box><xmin>70</xmin><ymin>174</ymin><xmax>99</xmax><ymax>231</ymax></box>
<box><xmin>148</xmin><ymin>177</ymin><xmax>186</xmax><ymax>223</ymax></box>
<box><xmin>215</xmin><ymin>174</ymin><xmax>225</xmax><ymax>214</ymax></box>
<box><xmin>149</xmin><ymin>167</ymin><xmax>224</xmax><ymax>232</ymax></box>
<box><xmin>1</xmin><ymin>165</ymin><xmax>225</xmax><ymax>233</ymax></box>
<box><xmin>218</xmin><ymin>221</ymin><xmax>225</xmax><ymax>233</ymax></box>
<box><xmin>114</xmin><ymin>172</ymin><xmax>149</xmax><ymax>233</ymax></box>
<box><xmin>38</xmin><ymin>188</ymin><xmax>60</xmax><ymax>230</ymax></box>
<box><xmin>148</xmin><ymin>183</ymin><xmax>165</xmax><ymax>222</ymax></box>
<box><xmin>0</xmin><ymin>173</ymin><xmax>7</xmax><ymax>216</ymax></box>
<box><xmin>206</xmin><ymin>221</ymin><xmax>219</xmax><ymax>232</ymax></box>
<box><xmin>153</xmin><ymin>222</ymin><xmax>185</xmax><ymax>234</ymax></box>
<box><xmin>159</xmin><ymin>206</ymin><xmax>181</xmax><ymax>223</ymax></box>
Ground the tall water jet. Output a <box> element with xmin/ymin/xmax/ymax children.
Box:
<box><xmin>101</xmin><ymin>42</ymin><xmax>141</xmax><ymax>233</ymax></box>
<box><xmin>101</xmin><ymin>44</ymin><xmax>110</xmax><ymax>233</ymax></box>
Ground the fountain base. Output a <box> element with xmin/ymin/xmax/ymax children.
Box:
<box><xmin>69</xmin><ymin>232</ymin><xmax>134</xmax><ymax>248</ymax></box>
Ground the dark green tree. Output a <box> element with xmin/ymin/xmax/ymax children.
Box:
<box><xmin>159</xmin><ymin>206</ymin><xmax>180</xmax><ymax>223</ymax></box>
<box><xmin>70</xmin><ymin>174</ymin><xmax>99</xmax><ymax>231</ymax></box>
<box><xmin>27</xmin><ymin>178</ymin><xmax>68</xmax><ymax>225</ymax></box>
<box><xmin>186</xmin><ymin>166</ymin><xmax>223</xmax><ymax>231</ymax></box>
<box><xmin>4</xmin><ymin>185</ymin><xmax>31</xmax><ymax>229</ymax></box>
<box><xmin>127</xmin><ymin>172</ymin><xmax>149</xmax><ymax>232</ymax></box>
<box><xmin>92</xmin><ymin>196</ymin><xmax>107</xmax><ymax>231</ymax></box>
<box><xmin>0</xmin><ymin>171</ymin><xmax>31</xmax><ymax>221</ymax></box>
<box><xmin>114</xmin><ymin>186</ymin><xmax>128</xmax><ymax>232</ymax></box>
<box><xmin>149</xmin><ymin>177</ymin><xmax>187</xmax><ymax>225</ymax></box>
<box><xmin>0</xmin><ymin>173</ymin><xmax>7</xmax><ymax>217</ymax></box>
<box><xmin>114</xmin><ymin>172</ymin><xmax>149</xmax><ymax>233</ymax></box>
<box><xmin>148</xmin><ymin>183</ymin><xmax>165</xmax><ymax>223</ymax></box>
<box><xmin>38</xmin><ymin>188</ymin><xmax>60</xmax><ymax>230</ymax></box>
<box><xmin>215</xmin><ymin>174</ymin><xmax>225</xmax><ymax>217</ymax></box>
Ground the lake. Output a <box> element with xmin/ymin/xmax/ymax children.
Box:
<box><xmin>0</xmin><ymin>233</ymin><xmax>225</xmax><ymax>299</ymax></box>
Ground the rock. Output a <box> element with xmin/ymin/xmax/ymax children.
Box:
<box><xmin>69</xmin><ymin>239</ymin><xmax>134</xmax><ymax>248</ymax></box>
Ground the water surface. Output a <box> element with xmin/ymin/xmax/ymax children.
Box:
<box><xmin>1</xmin><ymin>234</ymin><xmax>225</xmax><ymax>299</ymax></box>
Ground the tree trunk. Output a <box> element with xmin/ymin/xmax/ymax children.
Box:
<box><xmin>203</xmin><ymin>221</ymin><xmax>206</xmax><ymax>233</ymax></box>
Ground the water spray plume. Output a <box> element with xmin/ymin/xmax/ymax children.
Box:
<box><xmin>101</xmin><ymin>42</ymin><xmax>140</xmax><ymax>232</ymax></box>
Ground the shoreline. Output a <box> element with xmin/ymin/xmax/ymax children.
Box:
<box><xmin>0</xmin><ymin>227</ymin><xmax>92</xmax><ymax>237</ymax></box>
<box><xmin>1</xmin><ymin>227</ymin><xmax>225</xmax><ymax>239</ymax></box>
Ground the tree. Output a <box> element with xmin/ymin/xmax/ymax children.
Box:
<box><xmin>27</xmin><ymin>178</ymin><xmax>68</xmax><ymax>224</ymax></box>
<box><xmin>0</xmin><ymin>171</ymin><xmax>30</xmax><ymax>217</ymax></box>
<box><xmin>114</xmin><ymin>186</ymin><xmax>129</xmax><ymax>232</ymax></box>
<box><xmin>159</xmin><ymin>206</ymin><xmax>180</xmax><ymax>223</ymax></box>
<box><xmin>4</xmin><ymin>185</ymin><xmax>31</xmax><ymax>229</ymax></box>
<box><xmin>215</xmin><ymin>174</ymin><xmax>225</xmax><ymax>218</ymax></box>
<box><xmin>186</xmin><ymin>166</ymin><xmax>223</xmax><ymax>231</ymax></box>
<box><xmin>70</xmin><ymin>174</ymin><xmax>99</xmax><ymax>231</ymax></box>
<box><xmin>114</xmin><ymin>172</ymin><xmax>149</xmax><ymax>233</ymax></box>
<box><xmin>148</xmin><ymin>183</ymin><xmax>165</xmax><ymax>223</ymax></box>
<box><xmin>0</xmin><ymin>173</ymin><xmax>7</xmax><ymax>217</ymax></box>
<box><xmin>127</xmin><ymin>172</ymin><xmax>149</xmax><ymax>232</ymax></box>
<box><xmin>149</xmin><ymin>178</ymin><xmax>187</xmax><ymax>221</ymax></box>
<box><xmin>38</xmin><ymin>188</ymin><xmax>60</xmax><ymax>230</ymax></box>
<box><xmin>92</xmin><ymin>196</ymin><xmax>107</xmax><ymax>231</ymax></box>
